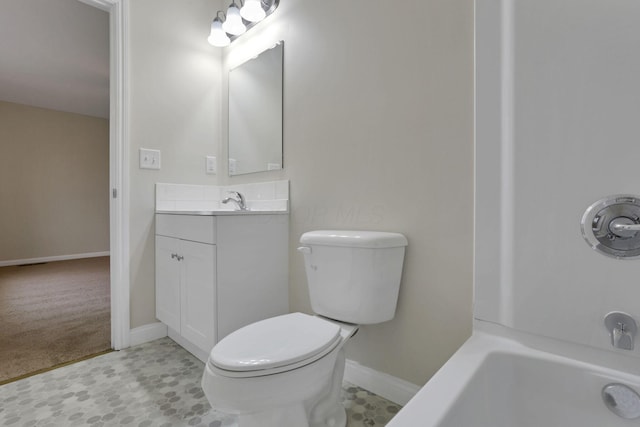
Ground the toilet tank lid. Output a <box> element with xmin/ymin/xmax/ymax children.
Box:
<box><xmin>300</xmin><ymin>230</ymin><xmax>408</xmax><ymax>248</ymax></box>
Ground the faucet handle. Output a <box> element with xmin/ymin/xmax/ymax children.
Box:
<box><xmin>227</xmin><ymin>190</ymin><xmax>244</xmax><ymax>201</ymax></box>
<box><xmin>222</xmin><ymin>190</ymin><xmax>248</xmax><ymax>211</ymax></box>
<box><xmin>605</xmin><ymin>312</ymin><xmax>637</xmax><ymax>350</ymax></box>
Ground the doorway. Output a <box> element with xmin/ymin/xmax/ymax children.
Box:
<box><xmin>79</xmin><ymin>0</ymin><xmax>130</xmax><ymax>352</ymax></box>
<box><xmin>0</xmin><ymin>0</ymin><xmax>128</xmax><ymax>381</ymax></box>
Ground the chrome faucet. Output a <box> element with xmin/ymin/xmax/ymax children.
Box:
<box><xmin>605</xmin><ymin>312</ymin><xmax>637</xmax><ymax>350</ymax></box>
<box><xmin>222</xmin><ymin>191</ymin><xmax>248</xmax><ymax>211</ymax></box>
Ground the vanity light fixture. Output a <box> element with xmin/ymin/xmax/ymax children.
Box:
<box><xmin>208</xmin><ymin>13</ymin><xmax>230</xmax><ymax>47</ymax></box>
<box><xmin>208</xmin><ymin>0</ymin><xmax>280</xmax><ymax>47</ymax></box>
<box><xmin>240</xmin><ymin>0</ymin><xmax>266</xmax><ymax>22</ymax></box>
<box><xmin>222</xmin><ymin>1</ymin><xmax>246</xmax><ymax>36</ymax></box>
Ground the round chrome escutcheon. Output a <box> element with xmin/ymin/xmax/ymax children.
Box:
<box><xmin>581</xmin><ymin>195</ymin><xmax>640</xmax><ymax>259</ymax></box>
<box><xmin>602</xmin><ymin>383</ymin><xmax>640</xmax><ymax>419</ymax></box>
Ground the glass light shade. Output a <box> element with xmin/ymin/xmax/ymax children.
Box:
<box><xmin>222</xmin><ymin>4</ymin><xmax>246</xmax><ymax>36</ymax></box>
<box><xmin>240</xmin><ymin>0</ymin><xmax>266</xmax><ymax>22</ymax></box>
<box><xmin>207</xmin><ymin>18</ymin><xmax>230</xmax><ymax>47</ymax></box>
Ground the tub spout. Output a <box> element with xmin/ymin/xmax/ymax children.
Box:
<box><xmin>605</xmin><ymin>312</ymin><xmax>637</xmax><ymax>350</ymax></box>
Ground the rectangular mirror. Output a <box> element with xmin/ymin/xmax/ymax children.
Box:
<box><xmin>228</xmin><ymin>42</ymin><xmax>283</xmax><ymax>176</ymax></box>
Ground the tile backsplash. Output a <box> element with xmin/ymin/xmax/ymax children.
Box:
<box><xmin>156</xmin><ymin>180</ymin><xmax>289</xmax><ymax>212</ymax></box>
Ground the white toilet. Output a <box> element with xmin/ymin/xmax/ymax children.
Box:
<box><xmin>201</xmin><ymin>230</ymin><xmax>408</xmax><ymax>427</ymax></box>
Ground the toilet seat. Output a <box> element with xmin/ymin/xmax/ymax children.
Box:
<box><xmin>208</xmin><ymin>313</ymin><xmax>343</xmax><ymax>378</ymax></box>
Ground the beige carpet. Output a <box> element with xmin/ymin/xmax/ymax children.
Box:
<box><xmin>0</xmin><ymin>257</ymin><xmax>111</xmax><ymax>383</ymax></box>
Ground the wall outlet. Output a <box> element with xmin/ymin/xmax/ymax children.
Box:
<box><xmin>206</xmin><ymin>156</ymin><xmax>217</xmax><ymax>174</ymax></box>
<box><xmin>228</xmin><ymin>158</ymin><xmax>237</xmax><ymax>175</ymax></box>
<box><xmin>139</xmin><ymin>148</ymin><xmax>161</xmax><ymax>170</ymax></box>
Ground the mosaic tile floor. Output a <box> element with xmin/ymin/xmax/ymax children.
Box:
<box><xmin>0</xmin><ymin>338</ymin><xmax>401</xmax><ymax>427</ymax></box>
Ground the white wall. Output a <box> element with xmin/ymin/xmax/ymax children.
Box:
<box><xmin>476</xmin><ymin>0</ymin><xmax>640</xmax><ymax>356</ymax></box>
<box><xmin>0</xmin><ymin>101</ymin><xmax>109</xmax><ymax>262</ymax></box>
<box><xmin>128</xmin><ymin>0</ymin><xmax>474</xmax><ymax>386</ymax></box>
<box><xmin>128</xmin><ymin>0</ymin><xmax>223</xmax><ymax>327</ymax></box>
<box><xmin>219</xmin><ymin>0</ymin><xmax>475</xmax><ymax>385</ymax></box>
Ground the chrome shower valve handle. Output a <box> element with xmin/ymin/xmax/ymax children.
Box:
<box><xmin>581</xmin><ymin>195</ymin><xmax>640</xmax><ymax>259</ymax></box>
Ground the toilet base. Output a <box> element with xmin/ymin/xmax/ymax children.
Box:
<box><xmin>236</xmin><ymin>404</ymin><xmax>308</xmax><ymax>427</ymax></box>
<box><xmin>310</xmin><ymin>404</ymin><xmax>346</xmax><ymax>427</ymax></box>
<box><xmin>309</xmin><ymin>347</ymin><xmax>348</xmax><ymax>427</ymax></box>
<box><xmin>228</xmin><ymin>403</ymin><xmax>346</xmax><ymax>427</ymax></box>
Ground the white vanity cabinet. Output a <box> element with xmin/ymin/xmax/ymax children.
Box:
<box><xmin>155</xmin><ymin>214</ymin><xmax>216</xmax><ymax>357</ymax></box>
<box><xmin>155</xmin><ymin>212</ymin><xmax>288</xmax><ymax>362</ymax></box>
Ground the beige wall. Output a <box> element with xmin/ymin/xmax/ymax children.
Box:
<box><xmin>0</xmin><ymin>101</ymin><xmax>109</xmax><ymax>262</ymax></box>
<box><xmin>128</xmin><ymin>0</ymin><xmax>223</xmax><ymax>327</ymax></box>
<box><xmin>220</xmin><ymin>0</ymin><xmax>475</xmax><ymax>385</ymax></box>
<box><xmin>128</xmin><ymin>0</ymin><xmax>473</xmax><ymax>386</ymax></box>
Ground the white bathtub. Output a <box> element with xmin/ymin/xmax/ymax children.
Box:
<box><xmin>388</xmin><ymin>323</ymin><xmax>640</xmax><ymax>426</ymax></box>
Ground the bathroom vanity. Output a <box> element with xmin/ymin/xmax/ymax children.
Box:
<box><xmin>155</xmin><ymin>211</ymin><xmax>289</xmax><ymax>362</ymax></box>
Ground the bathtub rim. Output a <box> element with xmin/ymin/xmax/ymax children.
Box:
<box><xmin>387</xmin><ymin>319</ymin><xmax>640</xmax><ymax>426</ymax></box>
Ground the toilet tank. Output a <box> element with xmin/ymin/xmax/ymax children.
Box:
<box><xmin>298</xmin><ymin>230</ymin><xmax>408</xmax><ymax>325</ymax></box>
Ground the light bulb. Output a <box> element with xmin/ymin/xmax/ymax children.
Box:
<box><xmin>222</xmin><ymin>4</ymin><xmax>246</xmax><ymax>36</ymax></box>
<box><xmin>207</xmin><ymin>18</ymin><xmax>230</xmax><ymax>47</ymax></box>
<box><xmin>240</xmin><ymin>0</ymin><xmax>266</xmax><ymax>22</ymax></box>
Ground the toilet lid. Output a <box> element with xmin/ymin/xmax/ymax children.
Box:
<box><xmin>210</xmin><ymin>312</ymin><xmax>342</xmax><ymax>372</ymax></box>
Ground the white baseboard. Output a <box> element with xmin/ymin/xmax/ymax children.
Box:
<box><xmin>129</xmin><ymin>323</ymin><xmax>209</xmax><ymax>363</ymax></box>
<box><xmin>130</xmin><ymin>322</ymin><xmax>168</xmax><ymax>347</ymax></box>
<box><xmin>344</xmin><ymin>359</ymin><xmax>421</xmax><ymax>406</ymax></box>
<box><xmin>0</xmin><ymin>251</ymin><xmax>110</xmax><ymax>267</ymax></box>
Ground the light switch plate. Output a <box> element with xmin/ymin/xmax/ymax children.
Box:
<box><xmin>206</xmin><ymin>156</ymin><xmax>216</xmax><ymax>174</ymax></box>
<box><xmin>139</xmin><ymin>148</ymin><xmax>161</xmax><ymax>170</ymax></box>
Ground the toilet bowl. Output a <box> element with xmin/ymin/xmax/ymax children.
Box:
<box><xmin>202</xmin><ymin>313</ymin><xmax>358</xmax><ymax>427</ymax></box>
<box><xmin>201</xmin><ymin>230</ymin><xmax>408</xmax><ymax>427</ymax></box>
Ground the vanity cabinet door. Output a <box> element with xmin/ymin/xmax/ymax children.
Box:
<box><xmin>180</xmin><ymin>240</ymin><xmax>216</xmax><ymax>352</ymax></box>
<box><xmin>155</xmin><ymin>235</ymin><xmax>181</xmax><ymax>332</ymax></box>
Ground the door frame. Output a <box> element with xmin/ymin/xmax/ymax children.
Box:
<box><xmin>78</xmin><ymin>0</ymin><xmax>130</xmax><ymax>350</ymax></box>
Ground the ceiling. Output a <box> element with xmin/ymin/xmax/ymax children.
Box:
<box><xmin>0</xmin><ymin>0</ymin><xmax>109</xmax><ymax>119</ymax></box>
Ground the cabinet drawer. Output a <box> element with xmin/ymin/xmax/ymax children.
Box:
<box><xmin>155</xmin><ymin>214</ymin><xmax>216</xmax><ymax>244</ymax></box>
